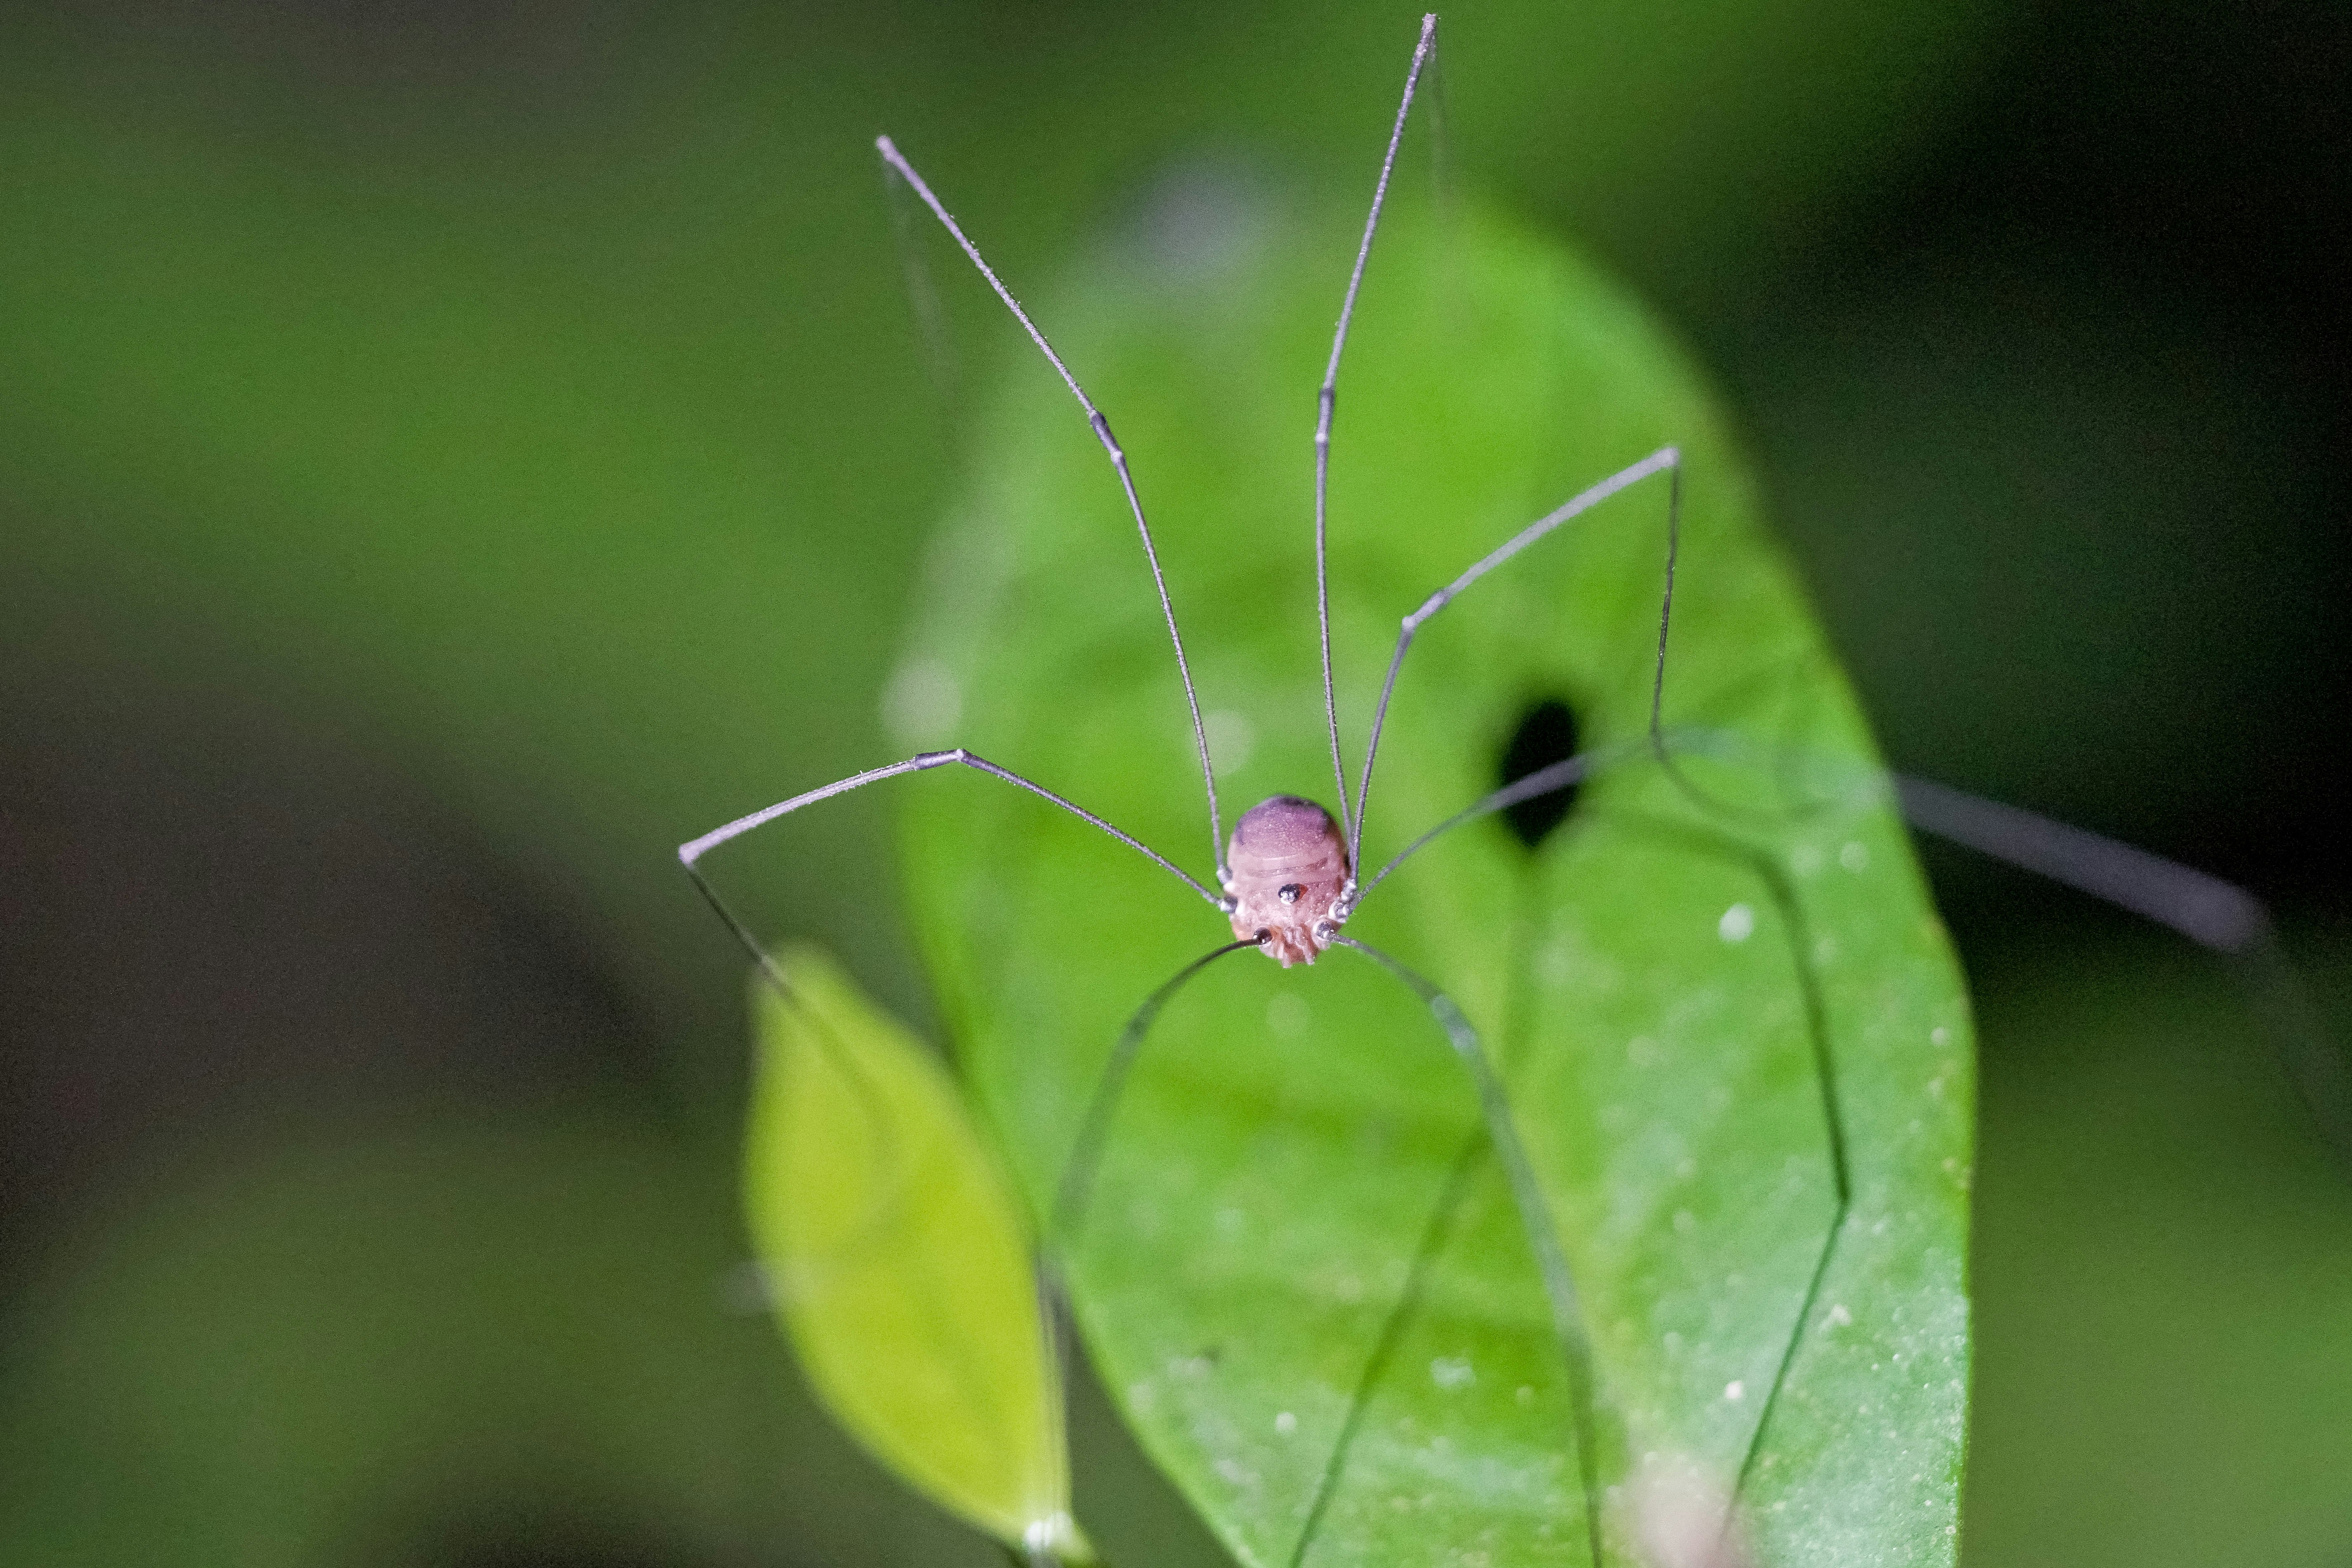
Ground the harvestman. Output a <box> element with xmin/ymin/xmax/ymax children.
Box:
<box><xmin>682</xmin><ymin>11</ymin><xmax>2349</xmax><ymax>1553</ymax></box>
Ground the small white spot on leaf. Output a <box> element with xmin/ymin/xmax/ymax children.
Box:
<box><xmin>1430</xmin><ymin>1356</ymin><xmax>1475</xmax><ymax>1390</ymax></box>
<box><xmin>1023</xmin><ymin>1513</ymin><xmax>1081</xmax><ymax>1559</ymax></box>
<box><xmin>1718</xmin><ymin>902</ymin><xmax>1756</xmax><ymax>943</ymax></box>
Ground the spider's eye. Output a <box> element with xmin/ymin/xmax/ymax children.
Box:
<box><xmin>1278</xmin><ymin>883</ymin><xmax>1303</xmax><ymax>905</ymax></box>
<box><xmin>1253</xmin><ymin>928</ymin><xmax>1272</xmax><ymax>944</ymax></box>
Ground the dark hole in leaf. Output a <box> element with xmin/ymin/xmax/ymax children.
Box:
<box><xmin>1496</xmin><ymin>697</ymin><xmax>1582</xmax><ymax>849</ymax></box>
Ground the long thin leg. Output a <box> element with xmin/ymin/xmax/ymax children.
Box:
<box><xmin>684</xmin><ymin>751</ymin><xmax>1223</xmax><ymax>1343</ymax></box>
<box><xmin>682</xmin><ymin>748</ymin><xmax>1220</xmax><ymax>898</ymax></box>
<box><xmin>1290</xmin><ymin>1114</ymin><xmax>1487</xmax><ymax>1568</ymax></box>
<box><xmin>1644</xmin><ymin>458</ymin><xmax>1687</xmax><ymax>771</ymax></box>
<box><xmin>1315</xmin><ymin>12</ymin><xmax>1441</xmax><ymax>855</ymax></box>
<box><xmin>1349</xmin><ymin>446</ymin><xmax>1680</xmax><ymax>869</ymax></box>
<box><xmin>1028</xmin><ymin>938</ymin><xmax>1257</xmax><ymax>1568</ymax></box>
<box><xmin>1353</xmin><ymin>732</ymin><xmax>1666</xmax><ymax>905</ymax></box>
<box><xmin>1671</xmin><ymin>721</ymin><xmax>2352</xmax><ymax>1173</ymax></box>
<box><xmin>1895</xmin><ymin>773</ymin><xmax>2267</xmax><ymax>951</ymax></box>
<box><xmin>1690</xmin><ymin>828</ymin><xmax>1852</xmax><ymax>1544</ymax></box>
<box><xmin>1529</xmin><ymin>808</ymin><xmax>1848</xmax><ymax>1557</ymax></box>
<box><xmin>1894</xmin><ymin>773</ymin><xmax>2352</xmax><ymax>1170</ymax></box>
<box><xmin>1367</xmin><ymin>707</ymin><xmax>2346</xmax><ymax>1542</ymax></box>
<box><xmin>1332</xmin><ymin>935</ymin><xmax>1611</xmax><ymax>1568</ymax></box>
<box><xmin>681</xmin><ymin>747</ymin><xmax>1223</xmax><ymax>1000</ymax></box>
<box><xmin>876</xmin><ymin>138</ymin><xmax>1227</xmax><ymax>879</ymax></box>
<box><xmin>1048</xmin><ymin>937</ymin><xmax>1264</xmax><ymax>1247</ymax></box>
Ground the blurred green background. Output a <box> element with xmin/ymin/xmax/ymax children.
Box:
<box><xmin>2</xmin><ymin>2</ymin><xmax>2347</xmax><ymax>1565</ymax></box>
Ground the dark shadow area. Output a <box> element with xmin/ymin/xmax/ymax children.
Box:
<box><xmin>1711</xmin><ymin>0</ymin><xmax>2352</xmax><ymax>940</ymax></box>
<box><xmin>0</xmin><ymin>608</ymin><xmax>670</xmax><ymax>1290</ymax></box>
<box><xmin>1492</xmin><ymin>696</ymin><xmax>1584</xmax><ymax>851</ymax></box>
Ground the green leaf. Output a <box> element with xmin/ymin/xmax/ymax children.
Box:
<box><xmin>745</xmin><ymin>946</ymin><xmax>1089</xmax><ymax>1562</ymax></box>
<box><xmin>897</xmin><ymin>191</ymin><xmax>1972</xmax><ymax>1566</ymax></box>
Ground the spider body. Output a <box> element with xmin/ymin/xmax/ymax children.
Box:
<box><xmin>1223</xmin><ymin>794</ymin><xmax>1353</xmax><ymax>966</ymax></box>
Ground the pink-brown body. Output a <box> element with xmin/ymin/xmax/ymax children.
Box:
<box><xmin>1223</xmin><ymin>795</ymin><xmax>1351</xmax><ymax>967</ymax></box>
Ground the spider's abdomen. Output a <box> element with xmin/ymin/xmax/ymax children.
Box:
<box><xmin>1224</xmin><ymin>795</ymin><xmax>1349</xmax><ymax>967</ymax></box>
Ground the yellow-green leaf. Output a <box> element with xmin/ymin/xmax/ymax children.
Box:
<box><xmin>745</xmin><ymin>946</ymin><xmax>1089</xmax><ymax>1561</ymax></box>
